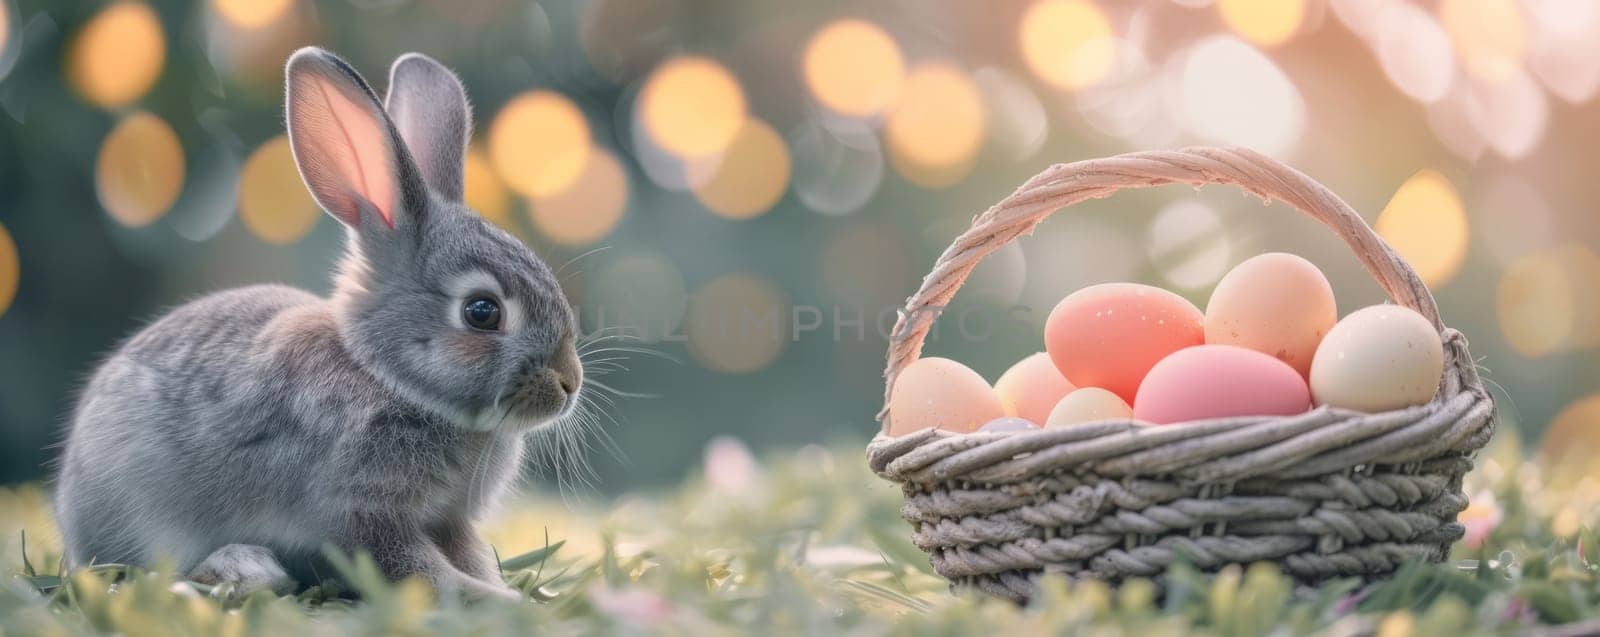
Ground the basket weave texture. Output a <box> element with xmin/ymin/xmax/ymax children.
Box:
<box><xmin>866</xmin><ymin>148</ymin><xmax>1496</xmax><ymax>603</ymax></box>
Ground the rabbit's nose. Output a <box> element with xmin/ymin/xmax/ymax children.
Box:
<box><xmin>558</xmin><ymin>376</ymin><xmax>576</xmax><ymax>395</ymax></box>
<box><xmin>551</xmin><ymin>336</ymin><xmax>582</xmax><ymax>397</ymax></box>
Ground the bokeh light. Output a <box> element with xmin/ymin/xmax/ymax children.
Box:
<box><xmin>95</xmin><ymin>112</ymin><xmax>184</xmax><ymax>228</ymax></box>
<box><xmin>1019</xmin><ymin>0</ymin><xmax>1115</xmax><ymax>91</ymax></box>
<box><xmin>1374</xmin><ymin>170</ymin><xmax>1468</xmax><ymax>288</ymax></box>
<box><xmin>463</xmin><ymin>146</ymin><xmax>512</xmax><ymax>229</ymax></box>
<box><xmin>639</xmin><ymin>56</ymin><xmax>747</xmax><ymax>158</ymax></box>
<box><xmin>975</xmin><ymin>68</ymin><xmax>1048</xmax><ymax>162</ymax></box>
<box><xmin>803</xmin><ymin>19</ymin><xmax>904</xmax><ymax>118</ymax></box>
<box><xmin>211</xmin><ymin>0</ymin><xmax>294</xmax><ymax>29</ymax></box>
<box><xmin>687</xmin><ymin>273</ymin><xmax>787</xmax><ymax>374</ymax></box>
<box><xmin>1372</xmin><ymin>2</ymin><xmax>1454</xmax><ymax>103</ymax></box>
<box><xmin>689</xmin><ymin>119</ymin><xmax>791</xmax><ymax>220</ymax></box>
<box><xmin>1173</xmin><ymin>35</ymin><xmax>1304</xmax><ymax>156</ymax></box>
<box><xmin>238</xmin><ymin>136</ymin><xmax>319</xmax><ymax>245</ymax></box>
<box><xmin>1440</xmin><ymin>0</ymin><xmax>1527</xmax><ymax>84</ymax></box>
<box><xmin>1497</xmin><ymin>252</ymin><xmax>1573</xmax><ymax>358</ymax></box>
<box><xmin>1539</xmin><ymin>395</ymin><xmax>1600</xmax><ymax>486</ymax></box>
<box><xmin>1146</xmin><ymin>200</ymin><xmax>1231</xmax><ymax>290</ymax></box>
<box><xmin>0</xmin><ymin>221</ymin><xmax>16</xmax><ymax>319</ymax></box>
<box><xmin>1462</xmin><ymin>71</ymin><xmax>1548</xmax><ymax>160</ymax></box>
<box><xmin>527</xmin><ymin>147</ymin><xmax>629</xmax><ymax>246</ymax></box>
<box><xmin>789</xmin><ymin>119</ymin><xmax>882</xmax><ymax>216</ymax></box>
<box><xmin>1527</xmin><ymin>0</ymin><xmax>1600</xmax><ymax>103</ymax></box>
<box><xmin>68</xmin><ymin>1</ymin><xmax>166</xmax><ymax>109</ymax></box>
<box><xmin>583</xmin><ymin>252</ymin><xmax>687</xmax><ymax>343</ymax></box>
<box><xmin>884</xmin><ymin>62</ymin><xmax>985</xmax><ymax>188</ymax></box>
<box><xmin>1556</xmin><ymin>244</ymin><xmax>1600</xmax><ymax>349</ymax></box>
<box><xmin>489</xmin><ymin>91</ymin><xmax>593</xmax><ymax>198</ymax></box>
<box><xmin>0</xmin><ymin>2</ymin><xmax>9</xmax><ymax>58</ymax></box>
<box><xmin>1218</xmin><ymin>0</ymin><xmax>1304</xmax><ymax>47</ymax></box>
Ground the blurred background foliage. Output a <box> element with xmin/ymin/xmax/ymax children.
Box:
<box><xmin>0</xmin><ymin>0</ymin><xmax>1597</xmax><ymax>494</ymax></box>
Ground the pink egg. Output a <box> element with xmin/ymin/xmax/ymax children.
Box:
<box><xmin>994</xmin><ymin>352</ymin><xmax>1076</xmax><ymax>425</ymax></box>
<box><xmin>1133</xmin><ymin>345</ymin><xmax>1311</xmax><ymax>425</ymax></box>
<box><xmin>887</xmin><ymin>357</ymin><xmax>1006</xmax><ymax>436</ymax></box>
<box><xmin>1046</xmin><ymin>283</ymin><xmax>1205</xmax><ymax>404</ymax></box>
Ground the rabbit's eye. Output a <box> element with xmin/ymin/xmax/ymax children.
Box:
<box><xmin>462</xmin><ymin>297</ymin><xmax>502</xmax><ymax>331</ymax></box>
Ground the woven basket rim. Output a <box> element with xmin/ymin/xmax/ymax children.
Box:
<box><xmin>869</xmin><ymin>146</ymin><xmax>1495</xmax><ymax>486</ymax></box>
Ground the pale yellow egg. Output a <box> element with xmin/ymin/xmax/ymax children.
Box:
<box><xmin>1046</xmin><ymin>387</ymin><xmax>1133</xmax><ymax>428</ymax></box>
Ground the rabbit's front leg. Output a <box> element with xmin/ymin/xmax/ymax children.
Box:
<box><xmin>343</xmin><ymin>516</ymin><xmax>519</xmax><ymax>603</ymax></box>
<box><xmin>431</xmin><ymin>521</ymin><xmax>503</xmax><ymax>585</ymax></box>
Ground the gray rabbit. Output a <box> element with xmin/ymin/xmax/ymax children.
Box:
<box><xmin>54</xmin><ymin>48</ymin><xmax>583</xmax><ymax>602</ymax></box>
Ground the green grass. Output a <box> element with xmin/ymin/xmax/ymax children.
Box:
<box><xmin>4</xmin><ymin>431</ymin><xmax>1600</xmax><ymax>636</ymax></box>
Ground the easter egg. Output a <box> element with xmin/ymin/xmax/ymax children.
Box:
<box><xmin>978</xmin><ymin>417</ymin><xmax>1040</xmax><ymax>433</ymax></box>
<box><xmin>1133</xmin><ymin>345</ymin><xmax>1311</xmax><ymax>424</ymax></box>
<box><xmin>1309</xmin><ymin>305</ymin><xmax>1444</xmax><ymax>412</ymax></box>
<box><xmin>994</xmin><ymin>352</ymin><xmax>1076</xmax><ymax>425</ymax></box>
<box><xmin>1045</xmin><ymin>283</ymin><xmax>1205</xmax><ymax>403</ymax></box>
<box><xmin>1045</xmin><ymin>387</ymin><xmax>1133</xmax><ymax>427</ymax></box>
<box><xmin>887</xmin><ymin>357</ymin><xmax>1006</xmax><ymax>436</ymax></box>
<box><xmin>1205</xmin><ymin>252</ymin><xmax>1337</xmax><ymax>378</ymax></box>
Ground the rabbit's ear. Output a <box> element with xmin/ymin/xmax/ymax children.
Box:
<box><xmin>285</xmin><ymin>47</ymin><xmax>419</xmax><ymax>230</ymax></box>
<box><xmin>385</xmin><ymin>53</ymin><xmax>470</xmax><ymax>202</ymax></box>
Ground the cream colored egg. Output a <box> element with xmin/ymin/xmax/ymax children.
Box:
<box><xmin>1310</xmin><ymin>305</ymin><xmax>1445</xmax><ymax>412</ymax></box>
<box><xmin>1205</xmin><ymin>252</ymin><xmax>1337</xmax><ymax>378</ymax></box>
<box><xmin>888</xmin><ymin>357</ymin><xmax>1006</xmax><ymax>436</ymax></box>
<box><xmin>995</xmin><ymin>352</ymin><xmax>1076</xmax><ymax>425</ymax></box>
<box><xmin>1045</xmin><ymin>387</ymin><xmax>1133</xmax><ymax>428</ymax></box>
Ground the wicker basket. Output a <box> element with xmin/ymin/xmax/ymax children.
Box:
<box><xmin>866</xmin><ymin>147</ymin><xmax>1497</xmax><ymax>603</ymax></box>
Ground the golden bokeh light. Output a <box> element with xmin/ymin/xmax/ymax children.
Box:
<box><xmin>1019</xmin><ymin>0</ymin><xmax>1115</xmax><ymax>91</ymax></box>
<box><xmin>0</xmin><ymin>2</ymin><xmax>9</xmax><ymax>56</ymax></box>
<box><xmin>689</xmin><ymin>119</ymin><xmax>791</xmax><ymax>220</ymax></box>
<box><xmin>68</xmin><ymin>1</ymin><xmax>166</xmax><ymax>109</ymax></box>
<box><xmin>1439</xmin><ymin>0</ymin><xmax>1527</xmax><ymax>83</ymax></box>
<box><xmin>884</xmin><ymin>62</ymin><xmax>986</xmax><ymax>188</ymax></box>
<box><xmin>96</xmin><ymin>112</ymin><xmax>184</xmax><ymax>228</ymax></box>
<box><xmin>0</xmin><ymin>222</ymin><xmax>16</xmax><ymax>319</ymax></box>
<box><xmin>1218</xmin><ymin>0</ymin><xmax>1305</xmax><ymax>47</ymax></box>
<box><xmin>1496</xmin><ymin>252</ymin><xmax>1573</xmax><ymax>358</ymax></box>
<box><xmin>527</xmin><ymin>148</ymin><xmax>629</xmax><ymax>246</ymax></box>
<box><xmin>238</xmin><ymin>136</ymin><xmax>319</xmax><ymax>245</ymax></box>
<box><xmin>803</xmin><ymin>19</ymin><xmax>904</xmax><ymax>117</ymax></box>
<box><xmin>489</xmin><ymin>91</ymin><xmax>593</xmax><ymax>198</ymax></box>
<box><xmin>687</xmin><ymin>273</ymin><xmax>787</xmax><ymax>374</ymax></box>
<box><xmin>1374</xmin><ymin>170</ymin><xmax>1469</xmax><ymax>288</ymax></box>
<box><xmin>211</xmin><ymin>0</ymin><xmax>294</xmax><ymax>29</ymax></box>
<box><xmin>463</xmin><ymin>146</ymin><xmax>512</xmax><ymax>229</ymax></box>
<box><xmin>639</xmin><ymin>56</ymin><xmax>747</xmax><ymax>158</ymax></box>
<box><xmin>1539</xmin><ymin>395</ymin><xmax>1600</xmax><ymax>487</ymax></box>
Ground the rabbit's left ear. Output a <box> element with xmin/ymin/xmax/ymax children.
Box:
<box><xmin>385</xmin><ymin>53</ymin><xmax>470</xmax><ymax>202</ymax></box>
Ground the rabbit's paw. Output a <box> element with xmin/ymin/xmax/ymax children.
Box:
<box><xmin>188</xmin><ymin>544</ymin><xmax>295</xmax><ymax>597</ymax></box>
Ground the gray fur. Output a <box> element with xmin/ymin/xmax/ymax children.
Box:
<box><xmin>54</xmin><ymin>48</ymin><xmax>581</xmax><ymax>603</ymax></box>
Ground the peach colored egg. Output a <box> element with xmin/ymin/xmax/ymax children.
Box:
<box><xmin>887</xmin><ymin>357</ymin><xmax>1005</xmax><ymax>436</ymax></box>
<box><xmin>1205</xmin><ymin>252</ymin><xmax>1337</xmax><ymax>378</ymax></box>
<box><xmin>1133</xmin><ymin>345</ymin><xmax>1311</xmax><ymax>424</ymax></box>
<box><xmin>1310</xmin><ymin>305</ymin><xmax>1444</xmax><ymax>412</ymax></box>
<box><xmin>1045</xmin><ymin>283</ymin><xmax>1205</xmax><ymax>403</ymax></box>
<box><xmin>995</xmin><ymin>352</ymin><xmax>1077</xmax><ymax>425</ymax></box>
<box><xmin>978</xmin><ymin>417</ymin><xmax>1040</xmax><ymax>432</ymax></box>
<box><xmin>1045</xmin><ymin>387</ymin><xmax>1134</xmax><ymax>427</ymax></box>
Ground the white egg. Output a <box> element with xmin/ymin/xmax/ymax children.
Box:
<box><xmin>1310</xmin><ymin>305</ymin><xmax>1445</xmax><ymax>411</ymax></box>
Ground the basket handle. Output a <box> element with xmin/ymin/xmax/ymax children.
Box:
<box><xmin>878</xmin><ymin>147</ymin><xmax>1442</xmax><ymax>430</ymax></box>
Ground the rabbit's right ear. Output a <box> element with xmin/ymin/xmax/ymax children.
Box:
<box><xmin>285</xmin><ymin>47</ymin><xmax>419</xmax><ymax>231</ymax></box>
